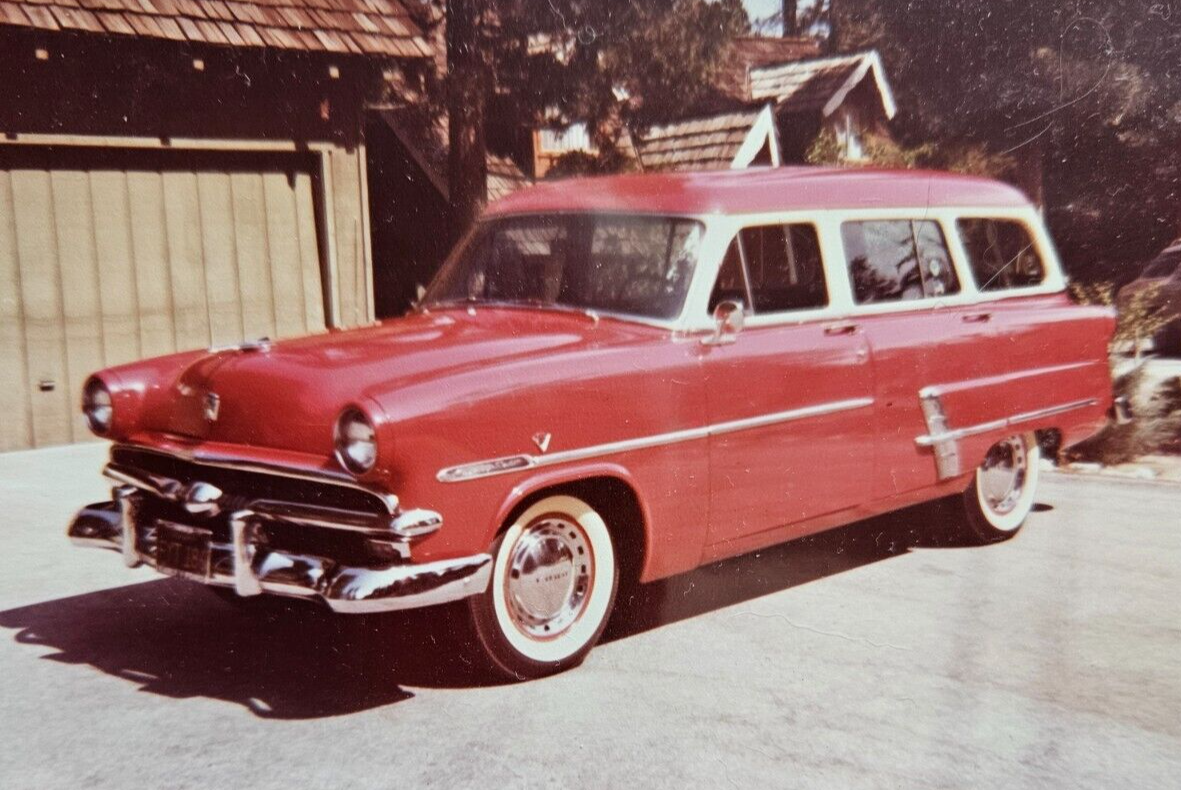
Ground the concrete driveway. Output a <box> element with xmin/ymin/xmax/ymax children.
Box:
<box><xmin>1</xmin><ymin>444</ymin><xmax>1179</xmax><ymax>789</ymax></box>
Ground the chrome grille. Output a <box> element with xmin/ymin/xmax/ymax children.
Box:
<box><xmin>111</xmin><ymin>446</ymin><xmax>389</xmax><ymax>516</ymax></box>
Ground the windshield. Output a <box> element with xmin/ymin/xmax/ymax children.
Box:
<box><xmin>423</xmin><ymin>214</ymin><xmax>704</xmax><ymax>321</ymax></box>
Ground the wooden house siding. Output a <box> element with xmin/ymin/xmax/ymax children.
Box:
<box><xmin>0</xmin><ymin>26</ymin><xmax>411</xmax><ymax>450</ymax></box>
<box><xmin>0</xmin><ymin>143</ymin><xmax>361</xmax><ymax>449</ymax></box>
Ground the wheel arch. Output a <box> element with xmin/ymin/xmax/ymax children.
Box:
<box><xmin>486</xmin><ymin>463</ymin><xmax>652</xmax><ymax>587</ymax></box>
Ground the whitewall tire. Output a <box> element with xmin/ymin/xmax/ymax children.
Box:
<box><xmin>963</xmin><ymin>432</ymin><xmax>1041</xmax><ymax>542</ymax></box>
<box><xmin>468</xmin><ymin>494</ymin><xmax>619</xmax><ymax>680</ymax></box>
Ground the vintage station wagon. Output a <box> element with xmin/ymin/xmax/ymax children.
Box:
<box><xmin>69</xmin><ymin>167</ymin><xmax>1116</xmax><ymax>679</ymax></box>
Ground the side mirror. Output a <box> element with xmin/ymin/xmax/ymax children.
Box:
<box><xmin>703</xmin><ymin>300</ymin><xmax>745</xmax><ymax>346</ymax></box>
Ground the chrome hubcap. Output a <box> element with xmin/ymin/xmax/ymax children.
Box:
<box><xmin>504</xmin><ymin>516</ymin><xmax>593</xmax><ymax>640</ymax></box>
<box><xmin>979</xmin><ymin>436</ymin><xmax>1028</xmax><ymax>516</ymax></box>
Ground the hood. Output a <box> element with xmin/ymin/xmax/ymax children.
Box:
<box><xmin>133</xmin><ymin>307</ymin><xmax>660</xmax><ymax>454</ymax></box>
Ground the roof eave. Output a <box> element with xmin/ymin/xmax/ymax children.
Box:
<box><xmin>820</xmin><ymin>50</ymin><xmax>897</xmax><ymax>120</ymax></box>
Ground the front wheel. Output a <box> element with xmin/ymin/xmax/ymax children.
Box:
<box><xmin>467</xmin><ymin>494</ymin><xmax>619</xmax><ymax>681</ymax></box>
<box><xmin>962</xmin><ymin>432</ymin><xmax>1041</xmax><ymax>543</ymax></box>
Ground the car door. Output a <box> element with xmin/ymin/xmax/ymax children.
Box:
<box><xmin>838</xmin><ymin>218</ymin><xmax>982</xmax><ymax>498</ymax></box>
<box><xmin>703</xmin><ymin>222</ymin><xmax>875</xmax><ymax>550</ymax></box>
<box><xmin>954</xmin><ymin>215</ymin><xmax>1111</xmax><ymax>436</ymax></box>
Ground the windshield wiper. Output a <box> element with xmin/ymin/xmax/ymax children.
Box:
<box><xmin>424</xmin><ymin>297</ymin><xmax>605</xmax><ymax>324</ymax></box>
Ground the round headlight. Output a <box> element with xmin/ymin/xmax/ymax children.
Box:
<box><xmin>334</xmin><ymin>407</ymin><xmax>377</xmax><ymax>475</ymax></box>
<box><xmin>82</xmin><ymin>377</ymin><xmax>113</xmax><ymax>436</ymax></box>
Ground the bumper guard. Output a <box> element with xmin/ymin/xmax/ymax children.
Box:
<box><xmin>68</xmin><ymin>489</ymin><xmax>492</xmax><ymax>614</ymax></box>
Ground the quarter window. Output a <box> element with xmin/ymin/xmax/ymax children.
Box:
<box><xmin>841</xmin><ymin>220</ymin><xmax>960</xmax><ymax>304</ymax></box>
<box><xmin>956</xmin><ymin>219</ymin><xmax>1046</xmax><ymax>291</ymax></box>
<box><xmin>708</xmin><ymin>224</ymin><xmax>828</xmax><ymax>315</ymax></box>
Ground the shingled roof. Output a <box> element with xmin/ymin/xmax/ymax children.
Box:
<box><xmin>0</xmin><ymin>0</ymin><xmax>432</xmax><ymax>57</ymax></box>
<box><xmin>713</xmin><ymin>35</ymin><xmax>824</xmax><ymax>102</ymax></box>
<box><xmin>750</xmin><ymin>51</ymin><xmax>896</xmax><ymax>119</ymax></box>
<box><xmin>634</xmin><ymin>105</ymin><xmax>779</xmax><ymax>172</ymax></box>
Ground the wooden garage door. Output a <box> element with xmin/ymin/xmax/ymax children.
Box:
<box><xmin>0</xmin><ymin>146</ymin><xmax>326</xmax><ymax>451</ymax></box>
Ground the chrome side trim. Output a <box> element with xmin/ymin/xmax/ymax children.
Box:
<box><xmin>917</xmin><ymin>361</ymin><xmax>1093</xmax><ymax>401</ymax></box>
<box><xmin>915</xmin><ymin>398</ymin><xmax>1098</xmax><ymax>447</ymax></box>
<box><xmin>113</xmin><ymin>443</ymin><xmax>399</xmax><ymax>514</ymax></box>
<box><xmin>917</xmin><ymin>391</ymin><xmax>961</xmax><ymax>479</ymax></box>
<box><xmin>915</xmin><ymin>393</ymin><xmax>1098</xmax><ymax>481</ymax></box>
<box><xmin>708</xmin><ymin>398</ymin><xmax>874</xmax><ymax>436</ymax></box>
<box><xmin>437</xmin><ymin>397</ymin><xmax>875</xmax><ymax>483</ymax></box>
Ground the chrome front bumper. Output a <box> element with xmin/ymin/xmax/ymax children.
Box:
<box><xmin>68</xmin><ymin>489</ymin><xmax>492</xmax><ymax>614</ymax></box>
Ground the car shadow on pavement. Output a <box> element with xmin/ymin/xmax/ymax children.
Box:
<box><xmin>0</xmin><ymin>496</ymin><xmax>1006</xmax><ymax>718</ymax></box>
<box><xmin>0</xmin><ymin>578</ymin><xmax>491</xmax><ymax>718</ymax></box>
<box><xmin>604</xmin><ymin>495</ymin><xmax>984</xmax><ymax>642</ymax></box>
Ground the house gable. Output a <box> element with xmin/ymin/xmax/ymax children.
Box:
<box><xmin>634</xmin><ymin>105</ymin><xmax>780</xmax><ymax>172</ymax></box>
<box><xmin>751</xmin><ymin>51</ymin><xmax>896</xmax><ymax>121</ymax></box>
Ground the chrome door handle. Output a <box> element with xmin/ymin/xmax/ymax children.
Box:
<box><xmin>962</xmin><ymin>312</ymin><xmax>992</xmax><ymax>323</ymax></box>
<box><xmin>823</xmin><ymin>322</ymin><xmax>858</xmax><ymax>336</ymax></box>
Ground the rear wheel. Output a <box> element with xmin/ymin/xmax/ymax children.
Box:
<box><xmin>467</xmin><ymin>494</ymin><xmax>619</xmax><ymax>681</ymax></box>
<box><xmin>962</xmin><ymin>432</ymin><xmax>1041</xmax><ymax>543</ymax></box>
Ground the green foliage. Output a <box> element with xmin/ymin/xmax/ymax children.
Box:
<box><xmin>804</xmin><ymin>129</ymin><xmax>844</xmax><ymax>166</ymax></box>
<box><xmin>818</xmin><ymin>0</ymin><xmax>1181</xmax><ymax>279</ymax></box>
<box><xmin>492</xmin><ymin>0</ymin><xmax>749</xmax><ymax>147</ymax></box>
<box><xmin>1068</xmin><ymin>280</ymin><xmax>1172</xmax><ymax>351</ymax></box>
<box><xmin>544</xmin><ymin>148</ymin><xmax>638</xmax><ymax>178</ymax></box>
<box><xmin>1066</xmin><ymin>280</ymin><xmax>1181</xmax><ymax>463</ymax></box>
<box><xmin>424</xmin><ymin>0</ymin><xmax>748</xmax><ymax>229</ymax></box>
<box><xmin>804</xmin><ymin>129</ymin><xmax>1012</xmax><ymax>178</ymax></box>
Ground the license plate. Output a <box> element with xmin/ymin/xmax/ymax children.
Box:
<box><xmin>155</xmin><ymin>522</ymin><xmax>212</xmax><ymax>581</ymax></box>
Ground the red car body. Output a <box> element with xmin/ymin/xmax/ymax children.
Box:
<box><xmin>70</xmin><ymin>167</ymin><xmax>1115</xmax><ymax>676</ymax></box>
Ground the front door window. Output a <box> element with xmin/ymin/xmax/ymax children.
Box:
<box><xmin>707</xmin><ymin>223</ymin><xmax>828</xmax><ymax>315</ymax></box>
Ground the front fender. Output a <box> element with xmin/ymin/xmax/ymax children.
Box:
<box><xmin>484</xmin><ymin>462</ymin><xmax>657</xmax><ymax>579</ymax></box>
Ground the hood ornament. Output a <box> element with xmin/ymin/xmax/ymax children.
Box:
<box><xmin>203</xmin><ymin>392</ymin><xmax>220</xmax><ymax>422</ymax></box>
<box><xmin>532</xmin><ymin>432</ymin><xmax>552</xmax><ymax>454</ymax></box>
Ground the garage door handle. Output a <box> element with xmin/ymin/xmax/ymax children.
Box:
<box><xmin>823</xmin><ymin>322</ymin><xmax>859</xmax><ymax>336</ymax></box>
<box><xmin>962</xmin><ymin>312</ymin><xmax>992</xmax><ymax>323</ymax></box>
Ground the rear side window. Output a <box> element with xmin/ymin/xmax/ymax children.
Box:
<box><xmin>841</xmin><ymin>220</ymin><xmax>960</xmax><ymax>304</ymax></box>
<box><xmin>708</xmin><ymin>223</ymin><xmax>828</xmax><ymax>315</ymax></box>
<box><xmin>956</xmin><ymin>219</ymin><xmax>1046</xmax><ymax>291</ymax></box>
